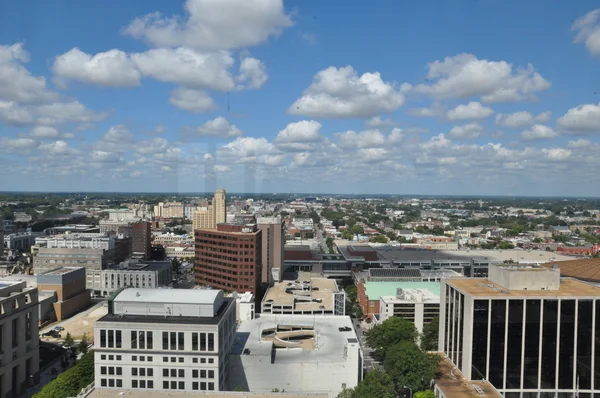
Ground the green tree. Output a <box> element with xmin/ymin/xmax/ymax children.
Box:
<box><xmin>351</xmin><ymin>369</ymin><xmax>396</xmax><ymax>398</ymax></box>
<box><xmin>341</xmin><ymin>230</ymin><xmax>354</xmax><ymax>240</ymax></box>
<box><xmin>383</xmin><ymin>341</ymin><xmax>440</xmax><ymax>392</ymax></box>
<box><xmin>171</xmin><ymin>258</ymin><xmax>182</xmax><ymax>276</ymax></box>
<box><xmin>498</xmin><ymin>241</ymin><xmax>515</xmax><ymax>250</ymax></box>
<box><xmin>336</xmin><ymin>387</ymin><xmax>355</xmax><ymax>398</ymax></box>
<box><xmin>326</xmin><ymin>237</ymin><xmax>335</xmax><ymax>253</ymax></box>
<box><xmin>414</xmin><ymin>390</ymin><xmax>435</xmax><ymax>398</ymax></box>
<box><xmin>63</xmin><ymin>332</ymin><xmax>75</xmax><ymax>348</ymax></box>
<box><xmin>349</xmin><ymin>225</ymin><xmax>364</xmax><ymax>235</ymax></box>
<box><xmin>369</xmin><ymin>235</ymin><xmax>388</xmax><ymax>244</ymax></box>
<box><xmin>366</xmin><ymin>317</ymin><xmax>417</xmax><ymax>360</ymax></box>
<box><xmin>420</xmin><ymin>317</ymin><xmax>439</xmax><ymax>351</ymax></box>
<box><xmin>78</xmin><ymin>333</ymin><xmax>90</xmax><ymax>355</ymax></box>
<box><xmin>33</xmin><ymin>351</ymin><xmax>94</xmax><ymax>398</ymax></box>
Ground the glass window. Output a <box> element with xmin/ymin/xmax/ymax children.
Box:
<box><xmin>178</xmin><ymin>332</ymin><xmax>184</xmax><ymax>350</ymax></box>
<box><xmin>171</xmin><ymin>381</ymin><xmax>177</xmax><ymax>390</ymax></box>
<box><xmin>148</xmin><ymin>381</ymin><xmax>153</xmax><ymax>389</ymax></box>
<box><xmin>163</xmin><ymin>332</ymin><xmax>168</xmax><ymax>350</ymax></box>
<box><xmin>208</xmin><ymin>333</ymin><xmax>214</xmax><ymax>351</ymax></box>
<box><xmin>147</xmin><ymin>331</ymin><xmax>153</xmax><ymax>349</ymax></box>
<box><xmin>148</xmin><ymin>368</ymin><xmax>153</xmax><ymax>377</ymax></box>
<box><xmin>193</xmin><ymin>369</ymin><xmax>198</xmax><ymax>378</ymax></box>
<box><xmin>200</xmin><ymin>333</ymin><xmax>206</xmax><ymax>351</ymax></box>
<box><xmin>170</xmin><ymin>369</ymin><xmax>176</xmax><ymax>377</ymax></box>
<box><xmin>139</xmin><ymin>331</ymin><xmax>145</xmax><ymax>349</ymax></box>
<box><xmin>163</xmin><ymin>381</ymin><xmax>169</xmax><ymax>389</ymax></box>
<box><xmin>140</xmin><ymin>368</ymin><xmax>145</xmax><ymax>376</ymax></box>
<box><xmin>471</xmin><ymin>300</ymin><xmax>488</xmax><ymax>381</ymax></box>
<box><xmin>488</xmin><ymin>299</ymin><xmax>506</xmax><ymax>389</ymax></box>
<box><xmin>140</xmin><ymin>380</ymin><xmax>146</xmax><ymax>388</ymax></box>
<box><xmin>558</xmin><ymin>300</ymin><xmax>575</xmax><ymax>389</ymax></box>
<box><xmin>132</xmin><ymin>368</ymin><xmax>137</xmax><ymax>376</ymax></box>
<box><xmin>132</xmin><ymin>380</ymin><xmax>138</xmax><ymax>388</ymax></box>
<box><xmin>506</xmin><ymin>300</ymin><xmax>523</xmax><ymax>389</ymax></box>
<box><xmin>577</xmin><ymin>300</ymin><xmax>593</xmax><ymax>390</ymax></box>
<box><xmin>116</xmin><ymin>379</ymin><xmax>122</xmax><ymax>388</ymax></box>
<box><xmin>208</xmin><ymin>370</ymin><xmax>214</xmax><ymax>378</ymax></box>
<box><xmin>178</xmin><ymin>369</ymin><xmax>184</xmax><ymax>378</ymax></box>
<box><xmin>101</xmin><ymin>366</ymin><xmax>107</xmax><ymax>375</ymax></box>
<box><xmin>116</xmin><ymin>367</ymin><xmax>122</xmax><ymax>376</ymax></box>
<box><xmin>131</xmin><ymin>331</ymin><xmax>138</xmax><ymax>349</ymax></box>
<box><xmin>541</xmin><ymin>300</ymin><xmax>559</xmax><ymax>389</ymax></box>
<box><xmin>523</xmin><ymin>300</ymin><xmax>541</xmax><ymax>389</ymax></box>
<box><xmin>178</xmin><ymin>381</ymin><xmax>185</xmax><ymax>390</ymax></box>
<box><xmin>115</xmin><ymin>330</ymin><xmax>122</xmax><ymax>348</ymax></box>
<box><xmin>192</xmin><ymin>333</ymin><xmax>198</xmax><ymax>350</ymax></box>
<box><xmin>170</xmin><ymin>332</ymin><xmax>177</xmax><ymax>350</ymax></box>
<box><xmin>208</xmin><ymin>382</ymin><xmax>214</xmax><ymax>391</ymax></box>
<box><xmin>193</xmin><ymin>382</ymin><xmax>199</xmax><ymax>390</ymax></box>
<box><xmin>163</xmin><ymin>368</ymin><xmax>168</xmax><ymax>377</ymax></box>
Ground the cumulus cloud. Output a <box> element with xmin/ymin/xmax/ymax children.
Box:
<box><xmin>413</xmin><ymin>53</ymin><xmax>550</xmax><ymax>103</ymax></box>
<box><xmin>557</xmin><ymin>103</ymin><xmax>600</xmax><ymax>134</ymax></box>
<box><xmin>572</xmin><ymin>8</ymin><xmax>600</xmax><ymax>58</ymax></box>
<box><xmin>274</xmin><ymin>120</ymin><xmax>324</xmax><ymax>152</ymax></box>
<box><xmin>28</xmin><ymin>126</ymin><xmax>60</xmax><ymax>139</ymax></box>
<box><xmin>495</xmin><ymin>111</ymin><xmax>534</xmax><ymax>128</ymax></box>
<box><xmin>521</xmin><ymin>124</ymin><xmax>559</xmax><ymax>141</ymax></box>
<box><xmin>447</xmin><ymin>101</ymin><xmax>494</xmax><ymax>120</ymax></box>
<box><xmin>182</xmin><ymin>117</ymin><xmax>243</xmax><ymax>139</ymax></box>
<box><xmin>365</xmin><ymin>116</ymin><xmax>395</xmax><ymax>128</ymax></box>
<box><xmin>123</xmin><ymin>0</ymin><xmax>293</xmax><ymax>50</ymax></box>
<box><xmin>0</xmin><ymin>137</ymin><xmax>39</xmax><ymax>153</ymax></box>
<box><xmin>53</xmin><ymin>48</ymin><xmax>141</xmax><ymax>87</ymax></box>
<box><xmin>236</xmin><ymin>57</ymin><xmax>268</xmax><ymax>89</ymax></box>
<box><xmin>336</xmin><ymin>130</ymin><xmax>386</xmax><ymax>149</ymax></box>
<box><xmin>536</xmin><ymin>111</ymin><xmax>552</xmax><ymax>123</ymax></box>
<box><xmin>449</xmin><ymin>123</ymin><xmax>484</xmax><ymax>140</ymax></box>
<box><xmin>35</xmin><ymin>101</ymin><xmax>108</xmax><ymax>125</ymax></box>
<box><xmin>288</xmin><ymin>66</ymin><xmax>408</xmax><ymax>118</ymax></box>
<box><xmin>0</xmin><ymin>101</ymin><xmax>34</xmax><ymax>125</ymax></box>
<box><xmin>169</xmin><ymin>87</ymin><xmax>217</xmax><ymax>113</ymax></box>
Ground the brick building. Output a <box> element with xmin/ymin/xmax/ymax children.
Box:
<box><xmin>195</xmin><ymin>224</ymin><xmax>262</xmax><ymax>294</ymax></box>
<box><xmin>119</xmin><ymin>221</ymin><xmax>151</xmax><ymax>260</ymax></box>
<box><xmin>37</xmin><ymin>267</ymin><xmax>90</xmax><ymax>321</ymax></box>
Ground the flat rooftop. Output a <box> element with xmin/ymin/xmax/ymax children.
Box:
<box><xmin>364</xmin><ymin>281</ymin><xmax>440</xmax><ymax>300</ymax></box>
<box><xmin>87</xmin><ymin>389</ymin><xmax>327</xmax><ymax>398</ymax></box>
<box><xmin>436</xmin><ymin>357</ymin><xmax>502</xmax><ymax>398</ymax></box>
<box><xmin>372</xmin><ymin>247</ymin><xmax>575</xmax><ymax>264</ymax></box>
<box><xmin>114</xmin><ymin>288</ymin><xmax>221</xmax><ymax>305</ymax></box>
<box><xmin>41</xmin><ymin>267</ymin><xmax>83</xmax><ymax>276</ymax></box>
<box><xmin>232</xmin><ymin>315</ymin><xmax>357</xmax><ymax>363</ymax></box>
<box><xmin>263</xmin><ymin>272</ymin><xmax>340</xmax><ymax>311</ymax></box>
<box><xmin>447</xmin><ymin>277</ymin><xmax>600</xmax><ymax>297</ymax></box>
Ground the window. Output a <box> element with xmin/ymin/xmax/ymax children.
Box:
<box><xmin>192</xmin><ymin>358</ymin><xmax>198</xmax><ymax>363</ymax></box>
<box><xmin>132</xmin><ymin>356</ymin><xmax>137</xmax><ymax>361</ymax></box>
<box><xmin>178</xmin><ymin>332</ymin><xmax>184</xmax><ymax>350</ymax></box>
<box><xmin>101</xmin><ymin>355</ymin><xmax>106</xmax><ymax>360</ymax></box>
<box><xmin>116</xmin><ymin>330</ymin><xmax>122</xmax><ymax>348</ymax></box>
<box><xmin>147</xmin><ymin>356</ymin><xmax>153</xmax><ymax>362</ymax></box>
<box><xmin>148</xmin><ymin>380</ymin><xmax>154</xmax><ymax>389</ymax></box>
<box><xmin>201</xmin><ymin>358</ymin><xmax>206</xmax><ymax>364</ymax></box>
<box><xmin>208</xmin><ymin>370</ymin><xmax>214</xmax><ymax>379</ymax></box>
<box><xmin>178</xmin><ymin>357</ymin><xmax>184</xmax><ymax>363</ymax></box>
<box><xmin>163</xmin><ymin>369</ymin><xmax>168</xmax><ymax>377</ymax></box>
<box><xmin>171</xmin><ymin>357</ymin><xmax>176</xmax><ymax>363</ymax></box>
<box><xmin>116</xmin><ymin>355</ymin><xmax>122</xmax><ymax>360</ymax></box>
<box><xmin>131</xmin><ymin>330</ymin><xmax>138</xmax><ymax>349</ymax></box>
<box><xmin>200</xmin><ymin>333</ymin><xmax>206</xmax><ymax>351</ymax></box>
<box><xmin>140</xmin><ymin>368</ymin><xmax>145</xmax><ymax>376</ymax></box>
<box><xmin>147</xmin><ymin>331</ymin><xmax>153</xmax><ymax>349</ymax></box>
<box><xmin>101</xmin><ymin>379</ymin><xmax>107</xmax><ymax>387</ymax></box>
<box><xmin>101</xmin><ymin>366</ymin><xmax>107</xmax><ymax>375</ymax></box>
<box><xmin>171</xmin><ymin>381</ymin><xmax>177</xmax><ymax>390</ymax></box>
<box><xmin>208</xmin><ymin>382</ymin><xmax>214</xmax><ymax>391</ymax></box>
<box><xmin>163</xmin><ymin>381</ymin><xmax>169</xmax><ymax>389</ymax></box>
<box><xmin>178</xmin><ymin>381</ymin><xmax>184</xmax><ymax>390</ymax></box>
<box><xmin>139</xmin><ymin>331</ymin><xmax>145</xmax><ymax>349</ymax></box>
<box><xmin>100</xmin><ymin>330</ymin><xmax>107</xmax><ymax>348</ymax></box>
<box><xmin>163</xmin><ymin>357</ymin><xmax>168</xmax><ymax>363</ymax></box>
<box><xmin>140</xmin><ymin>380</ymin><xmax>146</xmax><ymax>388</ymax></box>
<box><xmin>192</xmin><ymin>333</ymin><xmax>198</xmax><ymax>350</ymax></box>
<box><xmin>108</xmin><ymin>355</ymin><xmax>114</xmax><ymax>360</ymax></box>
<box><xmin>192</xmin><ymin>369</ymin><xmax>198</xmax><ymax>378</ymax></box>
<box><xmin>201</xmin><ymin>382</ymin><xmax>207</xmax><ymax>390</ymax></box>
<box><xmin>208</xmin><ymin>358</ymin><xmax>214</xmax><ymax>364</ymax></box>
<box><xmin>162</xmin><ymin>332</ymin><xmax>168</xmax><ymax>350</ymax></box>
<box><xmin>192</xmin><ymin>382</ymin><xmax>199</xmax><ymax>390</ymax></box>
<box><xmin>178</xmin><ymin>369</ymin><xmax>184</xmax><ymax>378</ymax></box>
<box><xmin>170</xmin><ymin>332</ymin><xmax>176</xmax><ymax>350</ymax></box>
<box><xmin>132</xmin><ymin>380</ymin><xmax>138</xmax><ymax>388</ymax></box>
<box><xmin>108</xmin><ymin>330</ymin><xmax>114</xmax><ymax>348</ymax></box>
<box><xmin>109</xmin><ymin>379</ymin><xmax>114</xmax><ymax>387</ymax></box>
<box><xmin>148</xmin><ymin>368</ymin><xmax>153</xmax><ymax>377</ymax></box>
<box><xmin>170</xmin><ymin>369</ymin><xmax>176</xmax><ymax>377</ymax></box>
<box><xmin>132</xmin><ymin>368</ymin><xmax>138</xmax><ymax>376</ymax></box>
<box><xmin>116</xmin><ymin>367</ymin><xmax>122</xmax><ymax>376</ymax></box>
<box><xmin>140</xmin><ymin>356</ymin><xmax>145</xmax><ymax>361</ymax></box>
<box><xmin>201</xmin><ymin>370</ymin><xmax>206</xmax><ymax>378</ymax></box>
<box><xmin>116</xmin><ymin>379</ymin><xmax>122</xmax><ymax>388</ymax></box>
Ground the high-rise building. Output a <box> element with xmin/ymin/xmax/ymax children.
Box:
<box><xmin>439</xmin><ymin>264</ymin><xmax>600</xmax><ymax>397</ymax></box>
<box><xmin>94</xmin><ymin>288</ymin><xmax>236</xmax><ymax>393</ymax></box>
<box><xmin>153</xmin><ymin>202</ymin><xmax>184</xmax><ymax>219</ymax></box>
<box><xmin>191</xmin><ymin>189</ymin><xmax>227</xmax><ymax>231</ymax></box>
<box><xmin>257</xmin><ymin>216</ymin><xmax>285</xmax><ymax>285</ymax></box>
<box><xmin>195</xmin><ymin>223</ymin><xmax>262</xmax><ymax>294</ymax></box>
<box><xmin>119</xmin><ymin>221</ymin><xmax>152</xmax><ymax>260</ymax></box>
<box><xmin>0</xmin><ymin>280</ymin><xmax>40</xmax><ymax>397</ymax></box>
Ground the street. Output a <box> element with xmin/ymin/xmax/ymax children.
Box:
<box><xmin>351</xmin><ymin>317</ymin><xmax>378</xmax><ymax>372</ymax></box>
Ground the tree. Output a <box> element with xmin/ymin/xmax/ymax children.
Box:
<box><xmin>351</xmin><ymin>369</ymin><xmax>396</xmax><ymax>398</ymax></box>
<box><xmin>34</xmin><ymin>351</ymin><xmax>94</xmax><ymax>398</ymax></box>
<box><xmin>171</xmin><ymin>258</ymin><xmax>182</xmax><ymax>276</ymax></box>
<box><xmin>326</xmin><ymin>237</ymin><xmax>335</xmax><ymax>253</ymax></box>
<box><xmin>336</xmin><ymin>387</ymin><xmax>355</xmax><ymax>398</ymax></box>
<box><xmin>349</xmin><ymin>225</ymin><xmax>364</xmax><ymax>235</ymax></box>
<box><xmin>383</xmin><ymin>341</ymin><xmax>440</xmax><ymax>392</ymax></box>
<box><xmin>78</xmin><ymin>334</ymin><xmax>90</xmax><ymax>355</ymax></box>
<box><xmin>369</xmin><ymin>235</ymin><xmax>388</xmax><ymax>244</ymax></box>
<box><xmin>420</xmin><ymin>317</ymin><xmax>439</xmax><ymax>351</ymax></box>
<box><xmin>63</xmin><ymin>332</ymin><xmax>75</xmax><ymax>348</ymax></box>
<box><xmin>498</xmin><ymin>241</ymin><xmax>514</xmax><ymax>250</ymax></box>
<box><xmin>414</xmin><ymin>390</ymin><xmax>435</xmax><ymax>398</ymax></box>
<box><xmin>280</xmin><ymin>211</ymin><xmax>289</xmax><ymax>218</ymax></box>
<box><xmin>366</xmin><ymin>317</ymin><xmax>417</xmax><ymax>360</ymax></box>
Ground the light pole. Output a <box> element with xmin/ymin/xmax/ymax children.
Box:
<box><xmin>403</xmin><ymin>386</ymin><xmax>413</xmax><ymax>398</ymax></box>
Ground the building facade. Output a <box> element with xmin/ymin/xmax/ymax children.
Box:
<box><xmin>94</xmin><ymin>288</ymin><xmax>236</xmax><ymax>393</ymax></box>
<box><xmin>257</xmin><ymin>217</ymin><xmax>285</xmax><ymax>285</ymax></box>
<box><xmin>88</xmin><ymin>261</ymin><xmax>172</xmax><ymax>296</ymax></box>
<box><xmin>0</xmin><ymin>280</ymin><xmax>39</xmax><ymax>398</ymax></box>
<box><xmin>379</xmin><ymin>286</ymin><xmax>440</xmax><ymax>333</ymax></box>
<box><xmin>192</xmin><ymin>189</ymin><xmax>227</xmax><ymax>232</ymax></box>
<box><xmin>195</xmin><ymin>224</ymin><xmax>262</xmax><ymax>294</ymax></box>
<box><xmin>4</xmin><ymin>232</ymin><xmax>38</xmax><ymax>251</ymax></box>
<box><xmin>37</xmin><ymin>267</ymin><xmax>90</xmax><ymax>321</ymax></box>
<box><xmin>439</xmin><ymin>264</ymin><xmax>600</xmax><ymax>397</ymax></box>
<box><xmin>153</xmin><ymin>202</ymin><xmax>185</xmax><ymax>219</ymax></box>
<box><xmin>119</xmin><ymin>222</ymin><xmax>152</xmax><ymax>260</ymax></box>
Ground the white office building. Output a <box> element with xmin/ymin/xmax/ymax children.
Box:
<box><xmin>439</xmin><ymin>264</ymin><xmax>600</xmax><ymax>397</ymax></box>
<box><xmin>36</xmin><ymin>233</ymin><xmax>115</xmax><ymax>250</ymax></box>
<box><xmin>379</xmin><ymin>285</ymin><xmax>440</xmax><ymax>333</ymax></box>
<box><xmin>94</xmin><ymin>288</ymin><xmax>236</xmax><ymax>393</ymax></box>
<box><xmin>88</xmin><ymin>261</ymin><xmax>172</xmax><ymax>296</ymax></box>
<box><xmin>0</xmin><ymin>280</ymin><xmax>39</xmax><ymax>398</ymax></box>
<box><xmin>226</xmin><ymin>292</ymin><xmax>255</xmax><ymax>323</ymax></box>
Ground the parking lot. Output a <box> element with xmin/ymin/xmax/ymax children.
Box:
<box><xmin>40</xmin><ymin>300</ymin><xmax>107</xmax><ymax>341</ymax></box>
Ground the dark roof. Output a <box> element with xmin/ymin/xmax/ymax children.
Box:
<box><xmin>541</xmin><ymin>258</ymin><xmax>600</xmax><ymax>282</ymax></box>
<box><xmin>284</xmin><ymin>245</ymin><xmax>311</xmax><ymax>251</ymax></box>
<box><xmin>97</xmin><ymin>297</ymin><xmax>233</xmax><ymax>325</ymax></box>
<box><xmin>369</xmin><ymin>268</ymin><xmax>421</xmax><ymax>279</ymax></box>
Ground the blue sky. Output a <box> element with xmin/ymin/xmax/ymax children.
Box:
<box><xmin>1</xmin><ymin>0</ymin><xmax>600</xmax><ymax>195</ymax></box>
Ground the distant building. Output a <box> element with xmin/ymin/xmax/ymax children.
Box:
<box><xmin>257</xmin><ymin>216</ymin><xmax>285</xmax><ymax>285</ymax></box>
<box><xmin>439</xmin><ymin>264</ymin><xmax>600</xmax><ymax>396</ymax></box>
<box><xmin>195</xmin><ymin>223</ymin><xmax>262</xmax><ymax>294</ymax></box>
<box><xmin>226</xmin><ymin>291</ymin><xmax>255</xmax><ymax>323</ymax></box>
<box><xmin>37</xmin><ymin>267</ymin><xmax>90</xmax><ymax>321</ymax></box>
<box><xmin>119</xmin><ymin>221</ymin><xmax>152</xmax><ymax>260</ymax></box>
<box><xmin>192</xmin><ymin>189</ymin><xmax>227</xmax><ymax>231</ymax></box>
<box><xmin>153</xmin><ymin>202</ymin><xmax>185</xmax><ymax>219</ymax></box>
<box><xmin>94</xmin><ymin>288</ymin><xmax>236</xmax><ymax>392</ymax></box>
<box><xmin>262</xmin><ymin>273</ymin><xmax>346</xmax><ymax>316</ymax></box>
<box><xmin>88</xmin><ymin>261</ymin><xmax>172</xmax><ymax>296</ymax></box>
<box><xmin>550</xmin><ymin>225</ymin><xmax>571</xmax><ymax>235</ymax></box>
<box><xmin>0</xmin><ymin>279</ymin><xmax>40</xmax><ymax>397</ymax></box>
<box><xmin>4</xmin><ymin>232</ymin><xmax>39</xmax><ymax>251</ymax></box>
<box><xmin>229</xmin><ymin>315</ymin><xmax>362</xmax><ymax>398</ymax></box>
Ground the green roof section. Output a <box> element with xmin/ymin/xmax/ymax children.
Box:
<box><xmin>364</xmin><ymin>281</ymin><xmax>440</xmax><ymax>299</ymax></box>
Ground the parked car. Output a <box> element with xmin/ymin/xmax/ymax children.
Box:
<box><xmin>54</xmin><ymin>326</ymin><xmax>65</xmax><ymax>331</ymax></box>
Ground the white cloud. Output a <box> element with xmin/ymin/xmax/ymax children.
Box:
<box><xmin>449</xmin><ymin>123</ymin><xmax>484</xmax><ymax>140</ymax></box>
<box><xmin>53</xmin><ymin>48</ymin><xmax>141</xmax><ymax>87</ymax></box>
<box><xmin>572</xmin><ymin>8</ymin><xmax>600</xmax><ymax>58</ymax></box>
<box><xmin>236</xmin><ymin>57</ymin><xmax>268</xmax><ymax>89</ymax></box>
<box><xmin>536</xmin><ymin>111</ymin><xmax>552</xmax><ymax>123</ymax></box>
<box><xmin>123</xmin><ymin>0</ymin><xmax>293</xmax><ymax>50</ymax></box>
<box><xmin>413</xmin><ymin>53</ymin><xmax>550</xmax><ymax>102</ymax></box>
<box><xmin>131</xmin><ymin>47</ymin><xmax>235</xmax><ymax>91</ymax></box>
<box><xmin>29</xmin><ymin>126</ymin><xmax>60</xmax><ymax>138</ymax></box>
<box><xmin>183</xmin><ymin>117</ymin><xmax>243</xmax><ymax>139</ymax></box>
<box><xmin>38</xmin><ymin>140</ymin><xmax>78</xmax><ymax>155</ymax></box>
<box><xmin>35</xmin><ymin>101</ymin><xmax>108</xmax><ymax>125</ymax></box>
<box><xmin>447</xmin><ymin>101</ymin><xmax>494</xmax><ymax>120</ymax></box>
<box><xmin>169</xmin><ymin>87</ymin><xmax>216</xmax><ymax>113</ymax></box>
<box><xmin>288</xmin><ymin>66</ymin><xmax>407</xmax><ymax>118</ymax></box>
<box><xmin>557</xmin><ymin>103</ymin><xmax>600</xmax><ymax>134</ymax></box>
<box><xmin>365</xmin><ymin>116</ymin><xmax>395</xmax><ymax>128</ymax></box>
<box><xmin>0</xmin><ymin>137</ymin><xmax>39</xmax><ymax>153</ymax></box>
<box><xmin>521</xmin><ymin>124</ymin><xmax>559</xmax><ymax>141</ymax></box>
<box><xmin>408</xmin><ymin>105</ymin><xmax>441</xmax><ymax>118</ymax></box>
<box><xmin>0</xmin><ymin>43</ymin><xmax>57</xmax><ymax>103</ymax></box>
<box><xmin>495</xmin><ymin>111</ymin><xmax>534</xmax><ymax>128</ymax></box>
<box><xmin>91</xmin><ymin>150</ymin><xmax>123</xmax><ymax>163</ymax></box>
<box><xmin>220</xmin><ymin>136</ymin><xmax>278</xmax><ymax>164</ymax></box>
<box><xmin>135</xmin><ymin>138</ymin><xmax>170</xmax><ymax>155</ymax></box>
<box><xmin>275</xmin><ymin>120</ymin><xmax>322</xmax><ymax>143</ymax></box>
<box><xmin>0</xmin><ymin>101</ymin><xmax>33</xmax><ymax>125</ymax></box>
<box><xmin>543</xmin><ymin>148</ymin><xmax>572</xmax><ymax>161</ymax></box>
<box><xmin>336</xmin><ymin>129</ymin><xmax>386</xmax><ymax>149</ymax></box>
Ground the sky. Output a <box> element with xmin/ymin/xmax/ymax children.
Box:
<box><xmin>1</xmin><ymin>0</ymin><xmax>600</xmax><ymax>196</ymax></box>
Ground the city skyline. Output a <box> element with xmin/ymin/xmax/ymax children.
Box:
<box><xmin>1</xmin><ymin>1</ymin><xmax>600</xmax><ymax>195</ymax></box>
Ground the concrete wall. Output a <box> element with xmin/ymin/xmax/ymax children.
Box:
<box><xmin>488</xmin><ymin>265</ymin><xmax>560</xmax><ymax>291</ymax></box>
<box><xmin>53</xmin><ymin>289</ymin><xmax>90</xmax><ymax>321</ymax></box>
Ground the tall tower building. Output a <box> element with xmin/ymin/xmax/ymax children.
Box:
<box><xmin>213</xmin><ymin>189</ymin><xmax>226</xmax><ymax>226</ymax></box>
<box><xmin>257</xmin><ymin>216</ymin><xmax>285</xmax><ymax>285</ymax></box>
